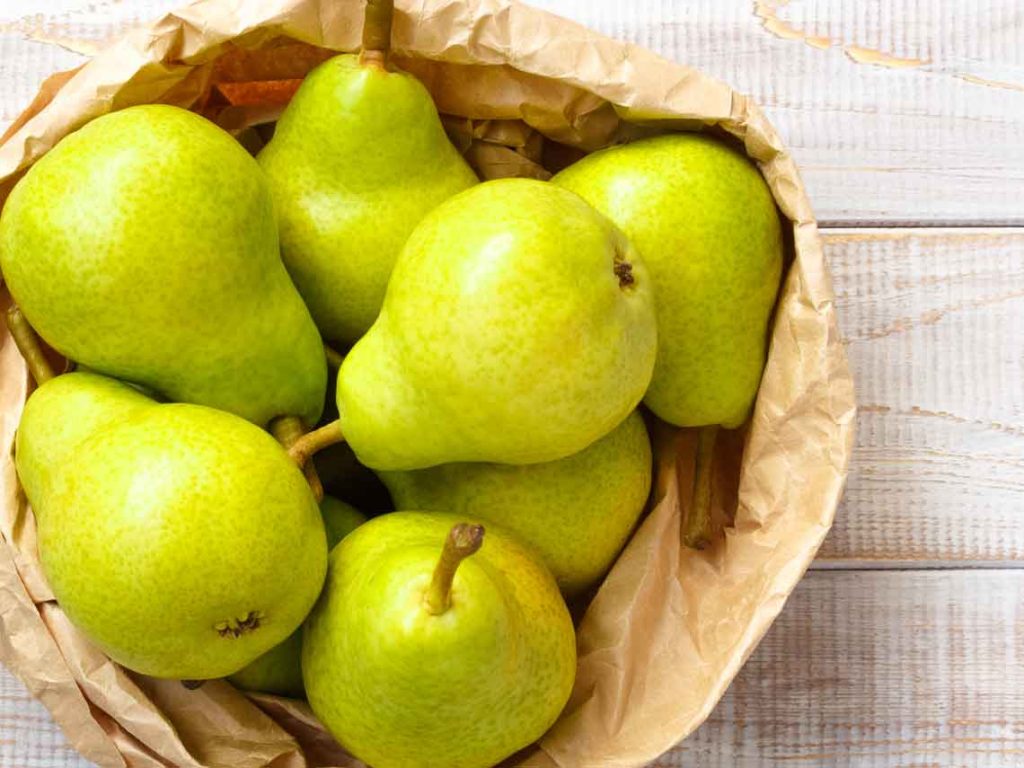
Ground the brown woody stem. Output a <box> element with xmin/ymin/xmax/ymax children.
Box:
<box><xmin>324</xmin><ymin>344</ymin><xmax>345</xmax><ymax>371</ymax></box>
<box><xmin>271</xmin><ymin>416</ymin><xmax>325</xmax><ymax>502</ymax></box>
<box><xmin>359</xmin><ymin>0</ymin><xmax>394</xmax><ymax>68</ymax></box>
<box><xmin>287</xmin><ymin>419</ymin><xmax>345</xmax><ymax>468</ymax></box>
<box><xmin>6</xmin><ymin>306</ymin><xmax>55</xmax><ymax>385</ymax></box>
<box><xmin>683</xmin><ymin>426</ymin><xmax>718</xmax><ymax>550</ymax></box>
<box><xmin>425</xmin><ymin>524</ymin><xmax>484</xmax><ymax>615</ymax></box>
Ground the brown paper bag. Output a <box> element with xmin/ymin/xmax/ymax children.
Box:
<box><xmin>0</xmin><ymin>1</ymin><xmax>856</xmax><ymax>766</ymax></box>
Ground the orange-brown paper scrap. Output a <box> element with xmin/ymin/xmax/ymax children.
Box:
<box><xmin>0</xmin><ymin>1</ymin><xmax>855</xmax><ymax>766</ymax></box>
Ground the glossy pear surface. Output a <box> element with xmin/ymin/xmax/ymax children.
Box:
<box><xmin>38</xmin><ymin>403</ymin><xmax>328</xmax><ymax>679</ymax></box>
<box><xmin>0</xmin><ymin>104</ymin><xmax>326</xmax><ymax>427</ymax></box>
<box><xmin>258</xmin><ymin>54</ymin><xmax>477</xmax><ymax>343</ymax></box>
<box><xmin>15</xmin><ymin>372</ymin><xmax>151</xmax><ymax>510</ymax></box>
<box><xmin>303</xmin><ymin>511</ymin><xmax>576</xmax><ymax>768</ymax></box>
<box><xmin>229</xmin><ymin>495</ymin><xmax>364</xmax><ymax>698</ymax></box>
<box><xmin>381</xmin><ymin>410</ymin><xmax>651</xmax><ymax>596</ymax></box>
<box><xmin>337</xmin><ymin>178</ymin><xmax>658</xmax><ymax>470</ymax></box>
<box><xmin>555</xmin><ymin>133</ymin><xmax>783</xmax><ymax>427</ymax></box>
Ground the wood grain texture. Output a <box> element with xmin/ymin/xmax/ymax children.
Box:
<box><xmin>2</xmin><ymin>0</ymin><xmax>1024</xmax><ymax>224</ymax></box>
<box><xmin>528</xmin><ymin>0</ymin><xmax>1024</xmax><ymax>226</ymax></box>
<box><xmin>0</xmin><ymin>670</ymin><xmax>89</xmax><ymax>768</ymax></box>
<box><xmin>671</xmin><ymin>570</ymin><xmax>1024</xmax><ymax>767</ymax></box>
<box><xmin>817</xmin><ymin>229</ymin><xmax>1024</xmax><ymax>566</ymax></box>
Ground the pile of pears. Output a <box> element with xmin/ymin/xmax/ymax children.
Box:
<box><xmin>0</xmin><ymin>2</ymin><xmax>783</xmax><ymax>766</ymax></box>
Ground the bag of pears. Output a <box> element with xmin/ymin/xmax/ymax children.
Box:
<box><xmin>0</xmin><ymin>0</ymin><xmax>854</xmax><ymax>766</ymax></box>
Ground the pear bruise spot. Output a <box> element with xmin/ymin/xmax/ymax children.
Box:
<box><xmin>614</xmin><ymin>259</ymin><xmax>635</xmax><ymax>289</ymax></box>
<box><xmin>215</xmin><ymin>611</ymin><xmax>263</xmax><ymax>638</ymax></box>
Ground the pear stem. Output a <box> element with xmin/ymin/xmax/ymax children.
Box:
<box><xmin>359</xmin><ymin>0</ymin><xmax>394</xmax><ymax>68</ymax></box>
<box><xmin>270</xmin><ymin>416</ymin><xmax>305</xmax><ymax>447</ymax></box>
<box><xmin>271</xmin><ymin>416</ymin><xmax>325</xmax><ymax>502</ymax></box>
<box><xmin>5</xmin><ymin>306</ymin><xmax>55</xmax><ymax>385</ymax></box>
<box><xmin>683</xmin><ymin>425</ymin><xmax>718</xmax><ymax>550</ymax></box>
<box><xmin>425</xmin><ymin>523</ymin><xmax>484</xmax><ymax>615</ymax></box>
<box><xmin>287</xmin><ymin>419</ymin><xmax>346</xmax><ymax>468</ymax></box>
<box><xmin>324</xmin><ymin>344</ymin><xmax>345</xmax><ymax>371</ymax></box>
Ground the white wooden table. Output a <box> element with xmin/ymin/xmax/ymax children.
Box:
<box><xmin>1</xmin><ymin>1</ymin><xmax>1023</xmax><ymax>766</ymax></box>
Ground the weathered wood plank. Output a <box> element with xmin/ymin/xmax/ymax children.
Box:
<box><xmin>665</xmin><ymin>569</ymin><xmax>1024</xmax><ymax>767</ymax></box>
<box><xmin>529</xmin><ymin>0</ymin><xmax>1024</xmax><ymax>226</ymax></box>
<box><xmin>0</xmin><ymin>668</ymin><xmax>91</xmax><ymax>767</ymax></box>
<box><xmin>817</xmin><ymin>229</ymin><xmax>1024</xmax><ymax>566</ymax></box>
<box><xmin>2</xmin><ymin>0</ymin><xmax>1024</xmax><ymax>225</ymax></box>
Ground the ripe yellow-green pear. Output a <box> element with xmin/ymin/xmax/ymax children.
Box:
<box><xmin>303</xmin><ymin>512</ymin><xmax>576</xmax><ymax>768</ymax></box>
<box><xmin>0</xmin><ymin>104</ymin><xmax>326</xmax><ymax>427</ymax></box>
<box><xmin>14</xmin><ymin>372</ymin><xmax>151</xmax><ymax>512</ymax></box>
<box><xmin>554</xmin><ymin>133</ymin><xmax>783</xmax><ymax>428</ymax></box>
<box><xmin>229</xmin><ymin>497</ymin><xmax>366</xmax><ymax>698</ymax></box>
<box><xmin>25</xmin><ymin>376</ymin><xmax>328</xmax><ymax>680</ymax></box>
<box><xmin>380</xmin><ymin>410</ymin><xmax>651</xmax><ymax>596</ymax></box>
<box><xmin>337</xmin><ymin>178</ymin><xmax>658</xmax><ymax>470</ymax></box>
<box><xmin>258</xmin><ymin>42</ymin><xmax>477</xmax><ymax>343</ymax></box>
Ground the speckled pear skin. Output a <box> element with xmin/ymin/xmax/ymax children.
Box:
<box><xmin>302</xmin><ymin>511</ymin><xmax>576</xmax><ymax>768</ymax></box>
<box><xmin>38</xmin><ymin>403</ymin><xmax>328</xmax><ymax>680</ymax></box>
<box><xmin>380</xmin><ymin>410</ymin><xmax>651</xmax><ymax>596</ymax></box>
<box><xmin>554</xmin><ymin>133</ymin><xmax>784</xmax><ymax>428</ymax></box>
<box><xmin>337</xmin><ymin>178</ymin><xmax>658</xmax><ymax>470</ymax></box>
<box><xmin>15</xmin><ymin>372</ymin><xmax>153</xmax><ymax>512</ymax></box>
<box><xmin>0</xmin><ymin>104</ymin><xmax>327</xmax><ymax>427</ymax></box>
<box><xmin>228</xmin><ymin>495</ymin><xmax>366</xmax><ymax>698</ymax></box>
<box><xmin>258</xmin><ymin>54</ymin><xmax>478</xmax><ymax>344</ymax></box>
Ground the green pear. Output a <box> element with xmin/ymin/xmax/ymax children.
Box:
<box><xmin>336</xmin><ymin>178</ymin><xmax>658</xmax><ymax>470</ymax></box>
<box><xmin>33</xmin><ymin>393</ymin><xmax>327</xmax><ymax>679</ymax></box>
<box><xmin>318</xmin><ymin>496</ymin><xmax>369</xmax><ymax>549</ymax></box>
<box><xmin>554</xmin><ymin>133</ymin><xmax>783</xmax><ymax>428</ymax></box>
<box><xmin>303</xmin><ymin>512</ymin><xmax>576</xmax><ymax>768</ymax></box>
<box><xmin>258</xmin><ymin>52</ymin><xmax>477</xmax><ymax>343</ymax></box>
<box><xmin>0</xmin><ymin>104</ymin><xmax>327</xmax><ymax>427</ymax></box>
<box><xmin>229</xmin><ymin>496</ymin><xmax>365</xmax><ymax>698</ymax></box>
<box><xmin>380</xmin><ymin>410</ymin><xmax>651</xmax><ymax>596</ymax></box>
<box><xmin>226</xmin><ymin>629</ymin><xmax>305</xmax><ymax>699</ymax></box>
<box><xmin>15</xmin><ymin>372</ymin><xmax>151</xmax><ymax>510</ymax></box>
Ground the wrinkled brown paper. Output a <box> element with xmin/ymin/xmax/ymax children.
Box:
<box><xmin>0</xmin><ymin>1</ymin><xmax>855</xmax><ymax>766</ymax></box>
